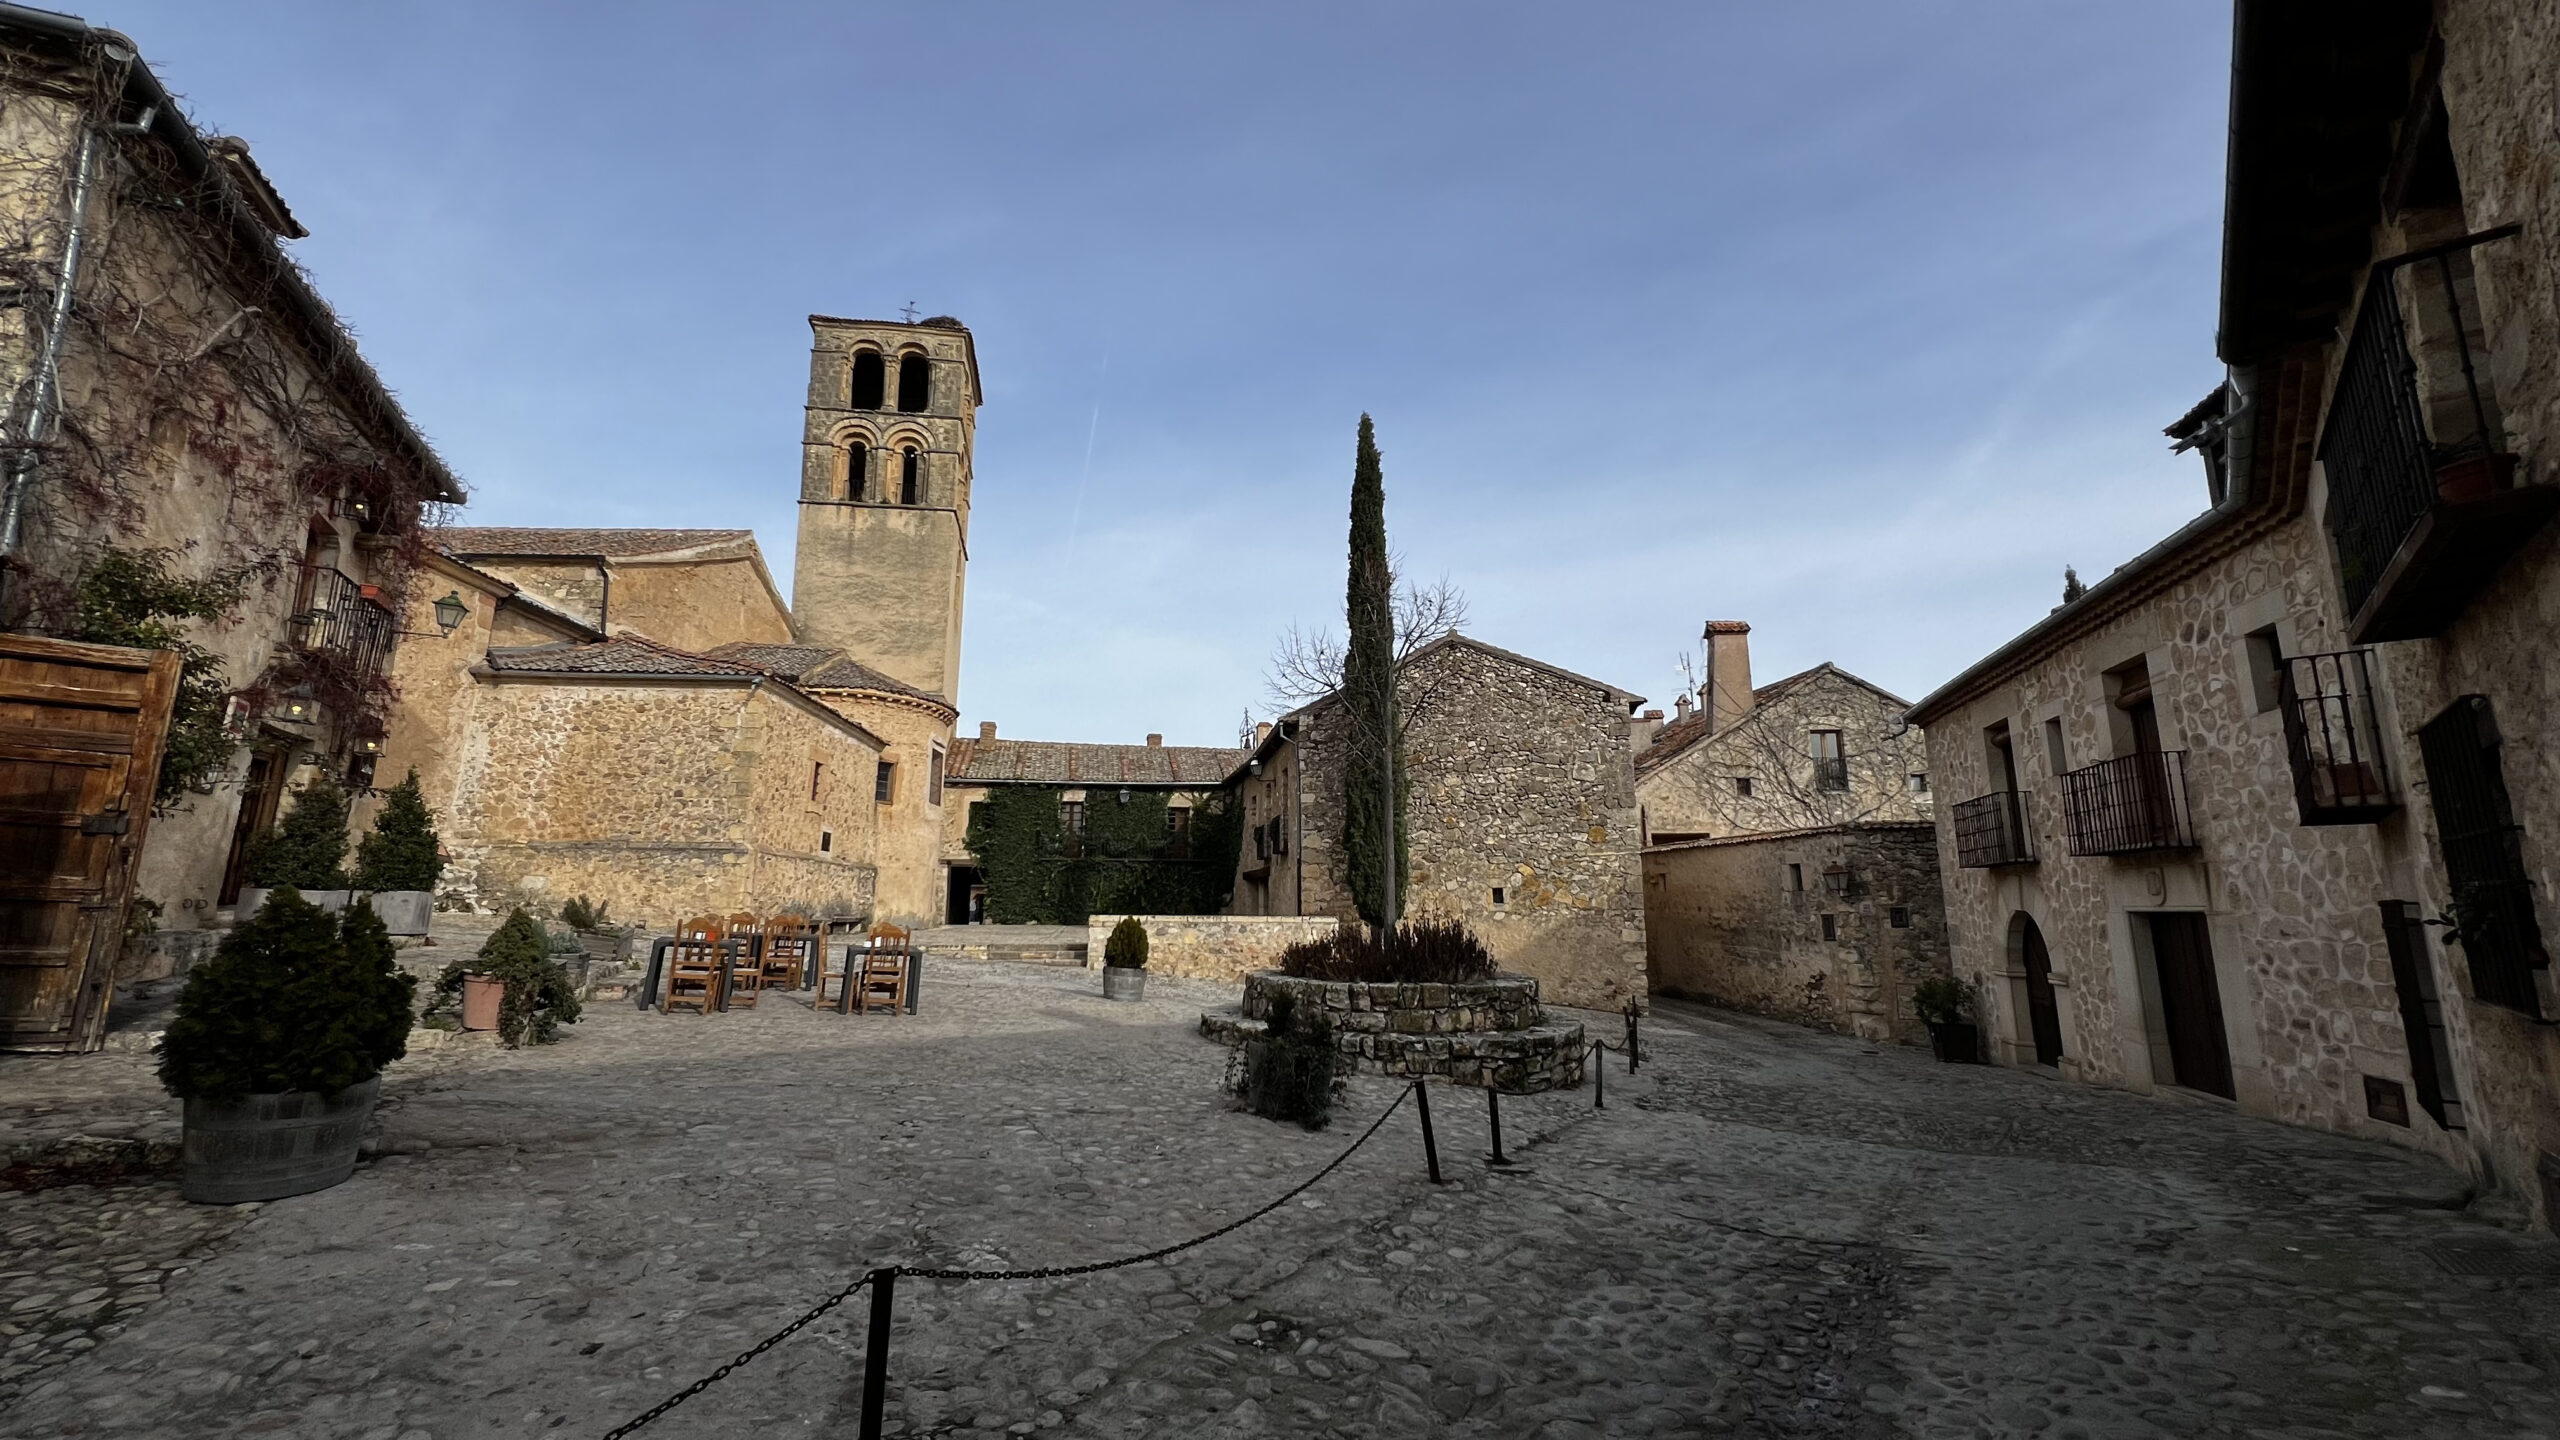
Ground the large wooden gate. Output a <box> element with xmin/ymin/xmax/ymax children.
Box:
<box><xmin>0</xmin><ymin>634</ymin><xmax>179</xmax><ymax>1053</ymax></box>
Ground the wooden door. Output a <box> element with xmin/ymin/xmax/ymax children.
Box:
<box><xmin>2019</xmin><ymin>916</ymin><xmax>2064</xmax><ymax>1066</ymax></box>
<box><xmin>0</xmin><ymin>635</ymin><xmax>180</xmax><ymax>1053</ymax></box>
<box><xmin>2146</xmin><ymin>912</ymin><xmax>2234</xmax><ymax>1099</ymax></box>
<box><xmin>218</xmin><ymin>748</ymin><xmax>282</xmax><ymax>905</ymax></box>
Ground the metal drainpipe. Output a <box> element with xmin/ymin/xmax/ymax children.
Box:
<box><xmin>0</xmin><ymin>120</ymin><xmax>106</xmax><ymax>569</ymax></box>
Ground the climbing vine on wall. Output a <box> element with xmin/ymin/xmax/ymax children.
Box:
<box><xmin>964</xmin><ymin>786</ymin><xmax>1242</xmax><ymax>924</ymax></box>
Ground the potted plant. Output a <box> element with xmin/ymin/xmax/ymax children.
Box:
<box><xmin>237</xmin><ymin>774</ymin><xmax>353</xmax><ymax>917</ymax></box>
<box><xmin>1102</xmin><ymin>915</ymin><xmax>1149</xmax><ymax>1001</ymax></box>
<box><xmin>2433</xmin><ymin>450</ymin><xmax>2517</xmax><ymax>504</ymax></box>
<box><xmin>1912</xmin><ymin>975</ymin><xmax>1979</xmax><ymax>1063</ymax></box>
<box><xmin>558</xmin><ymin>894</ymin><xmax>627</xmax><ymax>965</ymax></box>
<box><xmin>351</xmin><ymin>769</ymin><xmax>441</xmax><ymax>937</ymax></box>
<box><xmin>431</xmin><ymin>908</ymin><xmax>582</xmax><ymax>1046</ymax></box>
<box><xmin>155</xmin><ymin>889</ymin><xmax>416</xmax><ymax>1203</ymax></box>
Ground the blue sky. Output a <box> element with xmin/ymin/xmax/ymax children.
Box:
<box><xmin>107</xmin><ymin>2</ymin><xmax>2232</xmax><ymax>746</ymax></box>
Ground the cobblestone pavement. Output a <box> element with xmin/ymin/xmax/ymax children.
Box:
<box><xmin>3</xmin><ymin>966</ymin><xmax>2556</xmax><ymax>1439</ymax></box>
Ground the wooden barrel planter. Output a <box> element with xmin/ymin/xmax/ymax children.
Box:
<box><xmin>1102</xmin><ymin>966</ymin><xmax>1147</xmax><ymax>1002</ymax></box>
<box><xmin>181</xmin><ymin>1076</ymin><xmax>381</xmax><ymax>1205</ymax></box>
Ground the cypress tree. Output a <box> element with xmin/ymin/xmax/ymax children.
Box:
<box><xmin>1340</xmin><ymin>414</ymin><xmax>1407</xmax><ymax>928</ymax></box>
<box><xmin>352</xmin><ymin>769</ymin><xmax>444</xmax><ymax>892</ymax></box>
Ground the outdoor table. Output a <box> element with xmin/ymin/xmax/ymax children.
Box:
<box><xmin>830</xmin><ymin>939</ymin><xmax>923</xmax><ymax>1015</ymax></box>
<box><xmin>635</xmin><ymin>935</ymin><xmax>757</xmax><ymax>1012</ymax></box>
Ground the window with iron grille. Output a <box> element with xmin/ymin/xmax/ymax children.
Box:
<box><xmin>1811</xmin><ymin>731</ymin><xmax>1847</xmax><ymax>792</ymax></box>
<box><xmin>2417</xmin><ymin>696</ymin><xmax>2547</xmax><ymax>1017</ymax></box>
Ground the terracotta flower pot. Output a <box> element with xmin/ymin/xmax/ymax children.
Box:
<box><xmin>461</xmin><ymin>973</ymin><xmax>504</xmax><ymax>1031</ymax></box>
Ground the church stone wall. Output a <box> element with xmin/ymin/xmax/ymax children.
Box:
<box><xmin>815</xmin><ymin>691</ymin><xmax>956</xmax><ymax>928</ymax></box>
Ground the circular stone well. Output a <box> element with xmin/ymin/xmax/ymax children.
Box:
<box><xmin>1201</xmin><ymin>972</ymin><xmax>1586</xmax><ymax>1092</ymax></box>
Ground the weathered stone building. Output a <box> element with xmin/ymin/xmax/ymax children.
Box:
<box><xmin>1227</xmin><ymin>634</ymin><xmax>1649</xmax><ymax>1011</ymax></box>
<box><xmin>941</xmin><ymin>725</ymin><xmax>1240</xmax><ymax>924</ymax></box>
<box><xmin>0</xmin><ymin>8</ymin><xmax>460</xmax><ymax>1043</ymax></box>
<box><xmin>1631</xmin><ymin>621</ymin><xmax>1946</xmax><ymax>1038</ymax></box>
<box><xmin>437</xmin><ymin>527</ymin><xmax>794</xmax><ymax>656</ymax></box>
<box><xmin>1914</xmin><ymin>2</ymin><xmax>2560</xmax><ymax>1230</ymax></box>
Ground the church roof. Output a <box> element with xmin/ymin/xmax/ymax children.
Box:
<box><xmin>1633</xmin><ymin>662</ymin><xmax>1909</xmax><ymax>774</ymax></box>
<box><xmin>702</xmin><ymin>643</ymin><xmax>939</xmax><ymax>702</ymax></box>
<box><xmin>482</xmin><ymin>636</ymin><xmax>766</xmax><ymax>677</ymax></box>
<box><xmin>438</xmin><ymin>527</ymin><xmax>759</xmax><ymax>560</ymax></box>
<box><xmin>948</xmin><ymin>737</ymin><xmax>1245</xmax><ymax>788</ymax></box>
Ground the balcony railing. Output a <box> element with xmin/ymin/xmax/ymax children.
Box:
<box><xmin>1812</xmin><ymin>757</ymin><xmax>1849</xmax><ymax>792</ymax></box>
<box><xmin>2277</xmin><ymin>649</ymin><xmax>2397</xmax><ymax>825</ymax></box>
<box><xmin>1952</xmin><ymin>789</ymin><xmax>2033</xmax><ymax>868</ymax></box>
<box><xmin>2320</xmin><ymin>226</ymin><xmax>2558</xmax><ymax>642</ymax></box>
<box><xmin>2061</xmin><ymin>750</ymin><xmax>2195</xmax><ymax>856</ymax></box>
<box><xmin>290</xmin><ymin>567</ymin><xmax>394</xmax><ymax>681</ymax></box>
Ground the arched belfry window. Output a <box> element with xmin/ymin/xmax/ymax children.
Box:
<box><xmin>849</xmin><ymin>351</ymin><xmax>885</xmax><ymax>410</ymax></box>
<box><xmin>896</xmin><ymin>353</ymin><xmax>931</xmax><ymax>413</ymax></box>
<box><xmin>845</xmin><ymin>441</ymin><xmax>869</xmax><ymax>501</ymax></box>
<box><xmin>900</xmin><ymin>446</ymin><xmax>921</xmax><ymax>505</ymax></box>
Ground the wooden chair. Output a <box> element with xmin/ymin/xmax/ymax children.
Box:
<box><xmin>857</xmin><ymin>924</ymin><xmax>912</xmax><ymax>1015</ymax></box>
<box><xmin>761</xmin><ymin>913</ymin><xmax>815</xmax><ymax>991</ymax></box>
<box><xmin>662</xmin><ymin>916</ymin><xmax>727</xmax><ymax>1015</ymax></box>
<box><xmin>723</xmin><ymin>912</ymin><xmax>766</xmax><ymax>1008</ymax></box>
<box><xmin>814</xmin><ymin>938</ymin><xmax>857</xmax><ymax>1011</ymax></box>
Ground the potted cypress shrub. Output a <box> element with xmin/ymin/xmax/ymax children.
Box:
<box><xmin>430</xmin><ymin>908</ymin><xmax>582</xmax><ymax>1045</ymax></box>
<box><xmin>237</xmin><ymin>774</ymin><xmax>353</xmax><ymax>917</ymax></box>
<box><xmin>351</xmin><ymin>769</ymin><xmax>441</xmax><ymax>937</ymax></box>
<box><xmin>1101</xmin><ymin>915</ymin><xmax>1149</xmax><ymax>1001</ymax></box>
<box><xmin>1913</xmin><ymin>975</ymin><xmax>1980</xmax><ymax>1063</ymax></box>
<box><xmin>156</xmin><ymin>890</ymin><xmax>416</xmax><ymax>1203</ymax></box>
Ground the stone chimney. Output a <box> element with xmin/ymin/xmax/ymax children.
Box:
<box><xmin>1630</xmin><ymin>708</ymin><xmax>1665</xmax><ymax>750</ymax></box>
<box><xmin>1146</xmin><ymin>733</ymin><xmax>1163</xmax><ymax>747</ymax></box>
<box><xmin>1704</xmin><ymin>621</ymin><xmax>1754</xmax><ymax>734</ymax></box>
<box><xmin>978</xmin><ymin>721</ymin><xmax>997</xmax><ymax>741</ymax></box>
<box><xmin>1673</xmin><ymin>694</ymin><xmax>1693</xmax><ymax>721</ymax></box>
<box><xmin>1253</xmin><ymin>721</ymin><xmax>1274</xmax><ymax>747</ymax></box>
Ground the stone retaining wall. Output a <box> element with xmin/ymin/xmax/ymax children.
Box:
<box><xmin>1086</xmin><ymin>914</ymin><xmax>1337</xmax><ymax>982</ymax></box>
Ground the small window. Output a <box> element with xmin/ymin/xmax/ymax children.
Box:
<box><xmin>1787</xmin><ymin>863</ymin><xmax>1803</xmax><ymax>892</ymax></box>
<box><xmin>811</xmin><ymin>761</ymin><xmax>824</xmax><ymax>801</ymax></box>
<box><xmin>845</xmin><ymin>443</ymin><xmax>869</xmax><ymax>501</ymax></box>
<box><xmin>2244</xmin><ymin>625</ymin><xmax>2284</xmax><ymax>715</ymax></box>
<box><xmin>896</xmin><ymin>352</ymin><xmax>931</xmax><ymax>412</ymax></box>
<box><xmin>819</xmin><ymin>829</ymin><xmax>833</xmax><ymax>854</ymax></box>
<box><xmin>1492</xmin><ymin>886</ymin><xmax>1506</xmax><ymax>906</ymax></box>
<box><xmin>1061</xmin><ymin>799</ymin><xmax>1085</xmax><ymax>836</ymax></box>
<box><xmin>1908</xmin><ymin>772</ymin><xmax>1929</xmax><ymax>794</ymax></box>
<box><xmin>1889</xmin><ymin>905</ymin><xmax>1911</xmax><ymax>929</ymax></box>
<box><xmin>1735</xmin><ymin>776</ymin><xmax>1754</xmax><ymax>798</ymax></box>
<box><xmin>901</xmin><ymin>447</ymin><xmax>920</xmax><ymax>505</ymax></box>
<box><xmin>1811</xmin><ymin>730</ymin><xmax>1848</xmax><ymax>792</ymax></box>
<box><xmin>2043</xmin><ymin>716</ymin><xmax>2067</xmax><ymax>776</ymax></box>
<box><xmin>849</xmin><ymin>350</ymin><xmax>885</xmax><ymax>410</ymax></box>
<box><xmin>1820</xmin><ymin>913</ymin><xmax>1838</xmax><ymax>941</ymax></box>
<box><xmin>1167</xmin><ymin>805</ymin><xmax>1191</xmax><ymax>835</ymax></box>
<box><xmin>875</xmin><ymin>761</ymin><xmax>897</xmax><ymax>804</ymax></box>
<box><xmin>927</xmin><ymin>747</ymin><xmax>945</xmax><ymax>806</ymax></box>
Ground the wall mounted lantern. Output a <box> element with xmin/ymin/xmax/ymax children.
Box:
<box><xmin>431</xmin><ymin>591</ymin><xmax>468</xmax><ymax>634</ymax></box>
<box><xmin>1822</xmin><ymin>863</ymin><xmax>1852</xmax><ymax>895</ymax></box>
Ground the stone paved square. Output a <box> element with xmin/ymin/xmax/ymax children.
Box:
<box><xmin>5</xmin><ymin>960</ymin><xmax>2558</xmax><ymax>1439</ymax></box>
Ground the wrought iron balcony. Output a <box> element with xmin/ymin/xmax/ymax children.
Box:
<box><xmin>289</xmin><ymin>566</ymin><xmax>393</xmax><ymax>680</ymax></box>
<box><xmin>1812</xmin><ymin>757</ymin><xmax>1849</xmax><ymax>792</ymax></box>
<box><xmin>2321</xmin><ymin>226</ymin><xmax>2558</xmax><ymax>643</ymax></box>
<box><xmin>2278</xmin><ymin>649</ymin><xmax>2397</xmax><ymax>825</ymax></box>
<box><xmin>1952</xmin><ymin>789</ymin><xmax>2034</xmax><ymax>868</ymax></box>
<box><xmin>2061</xmin><ymin>751</ymin><xmax>2195</xmax><ymax>856</ymax></box>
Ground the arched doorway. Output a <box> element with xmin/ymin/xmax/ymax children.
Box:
<box><xmin>2014</xmin><ymin>913</ymin><xmax>2064</xmax><ymax>1066</ymax></box>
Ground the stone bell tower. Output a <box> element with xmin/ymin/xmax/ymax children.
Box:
<box><xmin>790</xmin><ymin>315</ymin><xmax>979</xmax><ymax>701</ymax></box>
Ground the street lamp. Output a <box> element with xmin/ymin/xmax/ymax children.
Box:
<box><xmin>430</xmin><ymin>591</ymin><xmax>467</xmax><ymax>635</ymax></box>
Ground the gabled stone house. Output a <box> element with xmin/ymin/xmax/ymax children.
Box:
<box><xmin>1632</xmin><ymin>621</ymin><xmax>1946</xmax><ymax>1040</ymax></box>
<box><xmin>0</xmin><ymin>10</ymin><xmax>461</xmax><ymax>995</ymax></box>
<box><xmin>1912</xmin><ymin>2</ymin><xmax>2560</xmax><ymax>1230</ymax></box>
<box><xmin>1225</xmin><ymin>634</ymin><xmax>1648</xmax><ymax>1010</ymax></box>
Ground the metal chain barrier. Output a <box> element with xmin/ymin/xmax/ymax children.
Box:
<box><xmin>600</xmin><ymin>1271</ymin><xmax>876</xmax><ymax>1440</ymax></box>
<box><xmin>602</xmin><ymin>1083</ymin><xmax>1416</xmax><ymax>1436</ymax></box>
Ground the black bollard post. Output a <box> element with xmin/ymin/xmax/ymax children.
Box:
<box><xmin>1412</xmin><ymin>1079</ymin><xmax>1444</xmax><ymax>1183</ymax></box>
<box><xmin>859</xmin><ymin>1267</ymin><xmax>897</xmax><ymax>1440</ymax></box>
<box><xmin>1487</xmin><ymin>1085</ymin><xmax>1511</xmax><ymax>1167</ymax></box>
<box><xmin>1624</xmin><ymin>1002</ymin><xmax>1641</xmax><ymax>1073</ymax></box>
<box><xmin>1593</xmin><ymin>1044</ymin><xmax>1606</xmax><ymax>1110</ymax></box>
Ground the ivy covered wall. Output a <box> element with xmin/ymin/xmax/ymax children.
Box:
<box><xmin>963</xmin><ymin>786</ymin><xmax>1241</xmax><ymax>924</ymax></box>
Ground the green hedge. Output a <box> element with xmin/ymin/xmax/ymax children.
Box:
<box><xmin>964</xmin><ymin>786</ymin><xmax>1241</xmax><ymax>924</ymax></box>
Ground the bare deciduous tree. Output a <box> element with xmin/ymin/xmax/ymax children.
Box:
<box><xmin>1265</xmin><ymin>566</ymin><xmax>1470</xmax><ymax>714</ymax></box>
